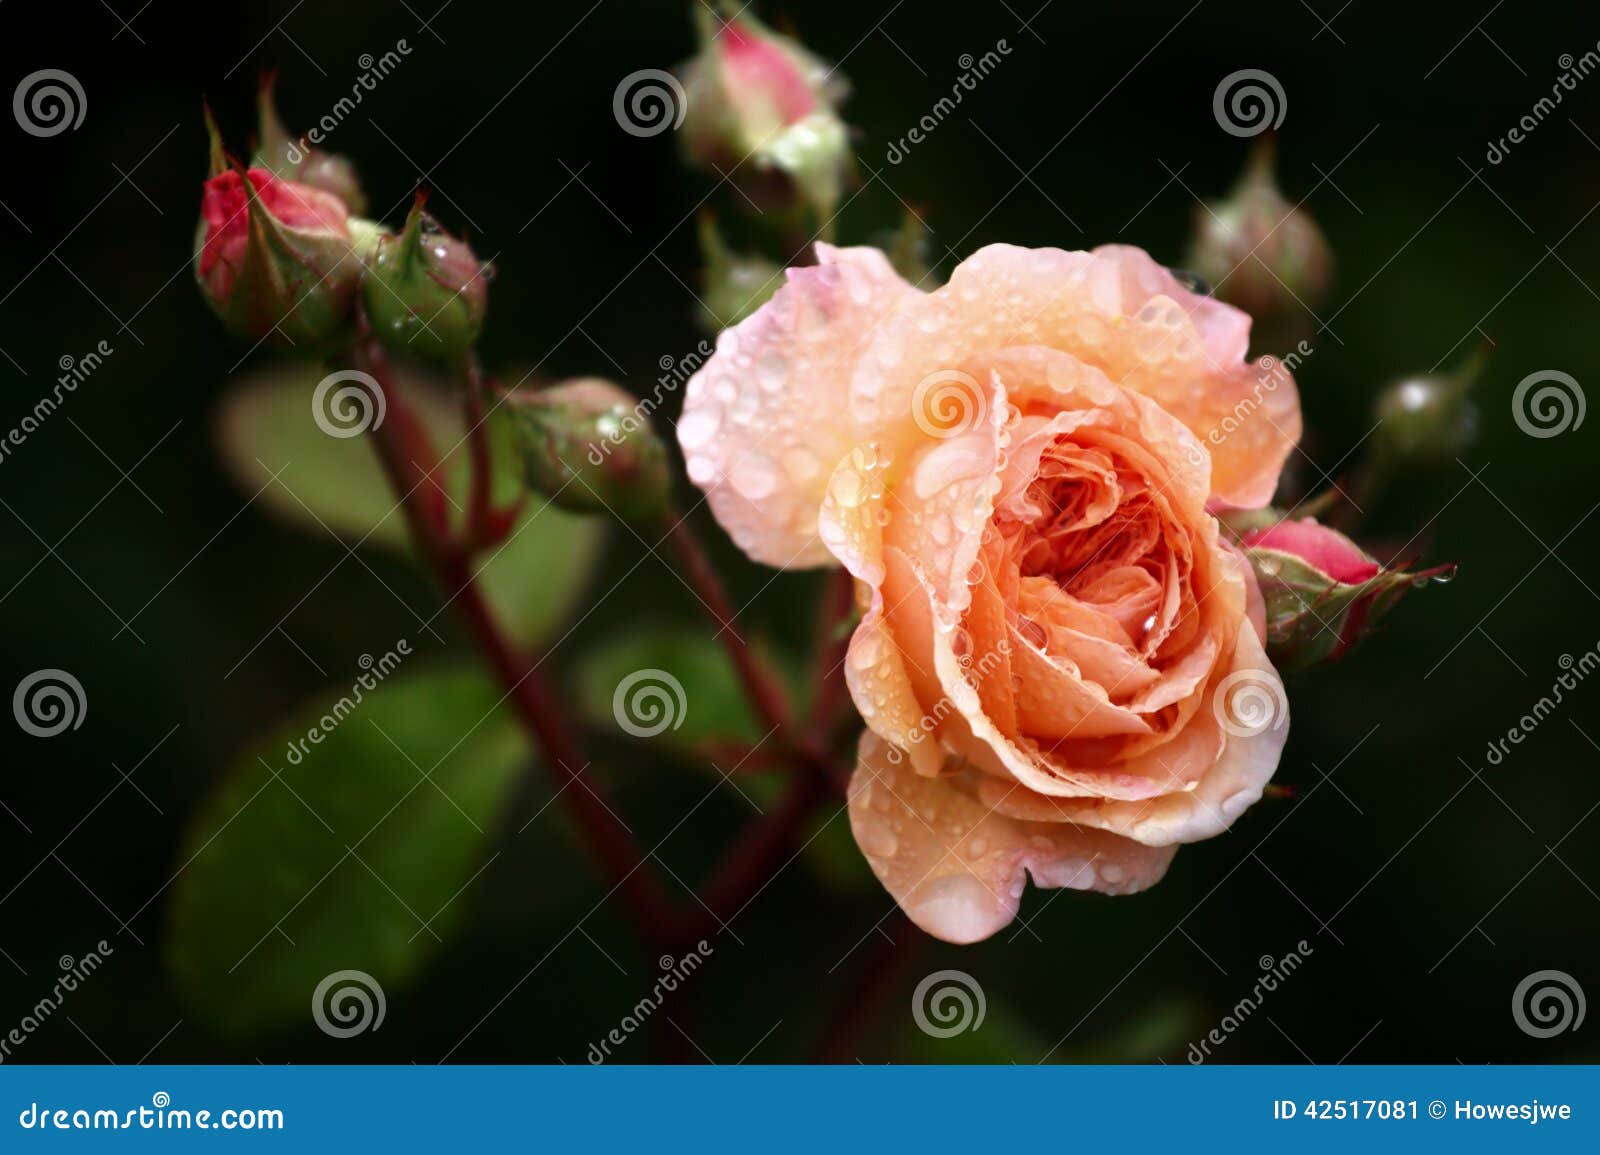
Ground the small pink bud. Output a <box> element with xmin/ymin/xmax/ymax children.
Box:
<box><xmin>194</xmin><ymin>112</ymin><xmax>361</xmax><ymax>349</ymax></box>
<box><xmin>1238</xmin><ymin>516</ymin><xmax>1455</xmax><ymax>671</ymax></box>
<box><xmin>1239</xmin><ymin>518</ymin><xmax>1379</xmax><ymax>585</ymax></box>
<box><xmin>360</xmin><ymin>194</ymin><xmax>490</xmax><ymax>366</ymax></box>
<box><xmin>680</xmin><ymin>5</ymin><xmax>851</xmax><ymax>219</ymax></box>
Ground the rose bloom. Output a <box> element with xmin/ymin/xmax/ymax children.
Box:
<box><xmin>679</xmin><ymin>243</ymin><xmax>1300</xmax><ymax>943</ymax></box>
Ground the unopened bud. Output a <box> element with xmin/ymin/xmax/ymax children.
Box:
<box><xmin>253</xmin><ymin>73</ymin><xmax>368</xmax><ymax>214</ymax></box>
<box><xmin>696</xmin><ymin>215</ymin><xmax>781</xmax><ymax>332</ymax></box>
<box><xmin>1185</xmin><ymin>139</ymin><xmax>1331</xmax><ymax>352</ymax></box>
<box><xmin>679</xmin><ymin>4</ymin><xmax>852</xmax><ymax>221</ymax></box>
<box><xmin>508</xmin><ymin>378</ymin><xmax>670</xmax><ymax>523</ymax></box>
<box><xmin>361</xmin><ymin>196</ymin><xmax>490</xmax><ymax>366</ymax></box>
<box><xmin>1371</xmin><ymin>350</ymin><xmax>1483</xmax><ymax>470</ymax></box>
<box><xmin>1239</xmin><ymin>517</ymin><xmax>1455</xmax><ymax>671</ymax></box>
<box><xmin>194</xmin><ymin>110</ymin><xmax>360</xmax><ymax>348</ymax></box>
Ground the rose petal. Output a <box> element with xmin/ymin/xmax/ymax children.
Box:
<box><xmin>679</xmin><ymin>243</ymin><xmax>919</xmax><ymax>568</ymax></box>
<box><xmin>848</xmin><ymin>731</ymin><xmax>1178</xmax><ymax>943</ymax></box>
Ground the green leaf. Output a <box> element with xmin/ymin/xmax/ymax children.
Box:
<box><xmin>168</xmin><ymin>664</ymin><xmax>527</xmax><ymax>1037</ymax></box>
<box><xmin>216</xmin><ymin>363</ymin><xmax>605</xmax><ymax>645</ymax></box>
<box><xmin>574</xmin><ymin>628</ymin><xmax>774</xmax><ymax>748</ymax></box>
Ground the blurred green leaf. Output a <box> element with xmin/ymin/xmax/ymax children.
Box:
<box><xmin>574</xmin><ymin>628</ymin><xmax>771</xmax><ymax>748</ymax></box>
<box><xmin>168</xmin><ymin>664</ymin><xmax>527</xmax><ymax>1037</ymax></box>
<box><xmin>216</xmin><ymin>363</ymin><xmax>605</xmax><ymax>644</ymax></box>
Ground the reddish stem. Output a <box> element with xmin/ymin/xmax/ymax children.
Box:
<box><xmin>662</xmin><ymin>504</ymin><xmax>796</xmax><ymax>737</ymax></box>
<box><xmin>814</xmin><ymin>911</ymin><xmax>924</xmax><ymax>1063</ymax></box>
<box><xmin>354</xmin><ymin>340</ymin><xmax>680</xmax><ymax>948</ymax></box>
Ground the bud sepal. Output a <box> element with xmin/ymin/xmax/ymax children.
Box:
<box><xmin>1237</xmin><ymin>517</ymin><xmax>1456</xmax><ymax>672</ymax></box>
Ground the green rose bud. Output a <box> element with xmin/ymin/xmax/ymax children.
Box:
<box><xmin>508</xmin><ymin>378</ymin><xmax>671</xmax><ymax>523</ymax></box>
<box><xmin>361</xmin><ymin>196</ymin><xmax>490</xmax><ymax>366</ymax></box>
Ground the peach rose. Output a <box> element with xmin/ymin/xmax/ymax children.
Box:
<box><xmin>678</xmin><ymin>243</ymin><xmax>1300</xmax><ymax>943</ymax></box>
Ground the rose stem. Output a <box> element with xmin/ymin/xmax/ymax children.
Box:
<box><xmin>355</xmin><ymin>337</ymin><xmax>681</xmax><ymax>948</ymax></box>
<box><xmin>660</xmin><ymin>502</ymin><xmax>797</xmax><ymax>738</ymax></box>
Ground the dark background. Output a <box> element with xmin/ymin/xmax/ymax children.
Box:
<box><xmin>1</xmin><ymin>0</ymin><xmax>1597</xmax><ymax>1063</ymax></box>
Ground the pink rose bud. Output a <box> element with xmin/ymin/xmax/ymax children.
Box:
<box><xmin>507</xmin><ymin>378</ymin><xmax>670</xmax><ymax>524</ymax></box>
<box><xmin>1239</xmin><ymin>517</ymin><xmax>1454</xmax><ymax>671</ymax></box>
<box><xmin>361</xmin><ymin>194</ymin><xmax>490</xmax><ymax>366</ymax></box>
<box><xmin>680</xmin><ymin>5</ymin><xmax>852</xmax><ymax>220</ymax></box>
<box><xmin>1184</xmin><ymin>138</ymin><xmax>1332</xmax><ymax>353</ymax></box>
<box><xmin>252</xmin><ymin>72</ymin><xmax>368</xmax><ymax>214</ymax></box>
<box><xmin>194</xmin><ymin>109</ymin><xmax>361</xmax><ymax>348</ymax></box>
